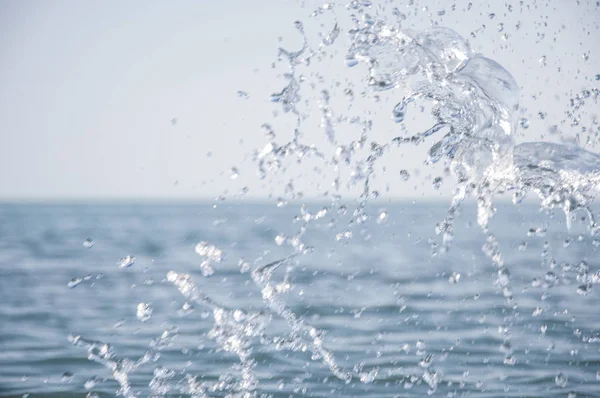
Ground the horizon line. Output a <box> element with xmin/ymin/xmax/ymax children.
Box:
<box><xmin>0</xmin><ymin>195</ymin><xmax>542</xmax><ymax>205</ymax></box>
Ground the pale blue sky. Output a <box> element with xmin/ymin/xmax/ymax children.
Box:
<box><xmin>0</xmin><ymin>0</ymin><xmax>597</xmax><ymax>200</ymax></box>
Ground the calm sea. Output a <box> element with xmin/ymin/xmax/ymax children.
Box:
<box><xmin>0</xmin><ymin>202</ymin><xmax>599</xmax><ymax>397</ymax></box>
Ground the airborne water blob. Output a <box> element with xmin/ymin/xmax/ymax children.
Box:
<box><xmin>118</xmin><ymin>256</ymin><xmax>135</xmax><ymax>268</ymax></box>
<box><xmin>67</xmin><ymin>277</ymin><xmax>83</xmax><ymax>288</ymax></box>
<box><xmin>136</xmin><ymin>303</ymin><xmax>153</xmax><ymax>322</ymax></box>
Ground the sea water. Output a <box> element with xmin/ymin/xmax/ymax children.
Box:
<box><xmin>1</xmin><ymin>203</ymin><xmax>600</xmax><ymax>397</ymax></box>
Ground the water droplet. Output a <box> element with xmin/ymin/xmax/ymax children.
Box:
<box><xmin>422</xmin><ymin>370</ymin><xmax>439</xmax><ymax>391</ymax></box>
<box><xmin>200</xmin><ymin>260</ymin><xmax>214</xmax><ymax>277</ymax></box>
<box><xmin>230</xmin><ymin>167</ymin><xmax>239</xmax><ymax>180</ymax></box>
<box><xmin>276</xmin><ymin>197</ymin><xmax>287</xmax><ymax>207</ymax></box>
<box><xmin>195</xmin><ymin>242</ymin><xmax>223</xmax><ymax>262</ymax></box>
<box><xmin>577</xmin><ymin>284</ymin><xmax>591</xmax><ymax>296</ymax></box>
<box><xmin>67</xmin><ymin>277</ymin><xmax>83</xmax><ymax>289</ymax></box>
<box><xmin>545</xmin><ymin>271</ymin><xmax>558</xmax><ymax>284</ymax></box>
<box><xmin>393</xmin><ymin>101</ymin><xmax>407</xmax><ymax>123</ymax></box>
<box><xmin>359</xmin><ymin>367</ymin><xmax>378</xmax><ymax>383</ymax></box>
<box><xmin>432</xmin><ymin>177</ymin><xmax>443</xmax><ymax>189</ymax></box>
<box><xmin>170</xmin><ymin>117</ymin><xmax>177</xmax><ymax>126</ymax></box>
<box><xmin>497</xmin><ymin>23</ymin><xmax>504</xmax><ymax>32</ymax></box>
<box><xmin>83</xmin><ymin>238</ymin><xmax>94</xmax><ymax>248</ymax></box>
<box><xmin>86</xmin><ymin>393</ymin><xmax>99</xmax><ymax>398</ymax></box>
<box><xmin>532</xmin><ymin>307</ymin><xmax>543</xmax><ymax>316</ymax></box>
<box><xmin>400</xmin><ymin>170</ymin><xmax>411</xmax><ymax>181</ymax></box>
<box><xmin>118</xmin><ymin>255</ymin><xmax>135</xmax><ymax>268</ymax></box>
<box><xmin>503</xmin><ymin>355</ymin><xmax>516</xmax><ymax>365</ymax></box>
<box><xmin>237</xmin><ymin>90</ymin><xmax>250</xmax><ymax>99</ymax></box>
<box><xmin>238</xmin><ymin>258</ymin><xmax>251</xmax><ymax>273</ymax></box>
<box><xmin>345</xmin><ymin>56</ymin><xmax>359</xmax><ymax>67</ymax></box>
<box><xmin>84</xmin><ymin>377</ymin><xmax>100</xmax><ymax>390</ymax></box>
<box><xmin>113</xmin><ymin>319</ymin><xmax>126</xmax><ymax>328</ymax></box>
<box><xmin>528</xmin><ymin>227</ymin><xmax>546</xmax><ymax>237</ymax></box>
<box><xmin>488</xmin><ymin>13</ymin><xmax>496</xmax><ymax>19</ymax></box>
<box><xmin>323</xmin><ymin>23</ymin><xmax>340</xmax><ymax>46</ymax></box>
<box><xmin>275</xmin><ymin>234</ymin><xmax>287</xmax><ymax>246</ymax></box>
<box><xmin>519</xmin><ymin>118</ymin><xmax>529</xmax><ymax>129</ymax></box>
<box><xmin>377</xmin><ymin>211</ymin><xmax>388</xmax><ymax>224</ymax></box>
<box><xmin>136</xmin><ymin>302</ymin><xmax>153</xmax><ymax>322</ymax></box>
<box><xmin>61</xmin><ymin>372</ymin><xmax>73</xmax><ymax>383</ymax></box>
<box><xmin>258</xmin><ymin>142</ymin><xmax>274</xmax><ymax>160</ymax></box>
<box><xmin>555</xmin><ymin>372</ymin><xmax>568</xmax><ymax>388</ymax></box>
<box><xmin>449</xmin><ymin>272</ymin><xmax>461</xmax><ymax>284</ymax></box>
<box><xmin>419</xmin><ymin>354</ymin><xmax>433</xmax><ymax>368</ymax></box>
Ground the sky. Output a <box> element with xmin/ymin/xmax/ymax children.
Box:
<box><xmin>0</xmin><ymin>0</ymin><xmax>598</xmax><ymax>201</ymax></box>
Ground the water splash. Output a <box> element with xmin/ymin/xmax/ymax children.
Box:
<box><xmin>167</xmin><ymin>271</ymin><xmax>266</xmax><ymax>396</ymax></box>
<box><xmin>251</xmin><ymin>257</ymin><xmax>353</xmax><ymax>383</ymax></box>
<box><xmin>68</xmin><ymin>334</ymin><xmax>139</xmax><ymax>398</ymax></box>
<box><xmin>65</xmin><ymin>2</ymin><xmax>600</xmax><ymax>396</ymax></box>
<box><xmin>250</xmin><ymin>4</ymin><xmax>600</xmax><ymax>392</ymax></box>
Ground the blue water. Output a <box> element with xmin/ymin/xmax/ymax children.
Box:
<box><xmin>1</xmin><ymin>202</ymin><xmax>599</xmax><ymax>397</ymax></box>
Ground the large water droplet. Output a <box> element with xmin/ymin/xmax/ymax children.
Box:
<box><xmin>118</xmin><ymin>255</ymin><xmax>135</xmax><ymax>268</ymax></box>
<box><xmin>67</xmin><ymin>277</ymin><xmax>83</xmax><ymax>289</ymax></box>
<box><xmin>136</xmin><ymin>303</ymin><xmax>153</xmax><ymax>322</ymax></box>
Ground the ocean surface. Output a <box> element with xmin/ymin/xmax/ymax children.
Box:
<box><xmin>1</xmin><ymin>202</ymin><xmax>599</xmax><ymax>398</ymax></box>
